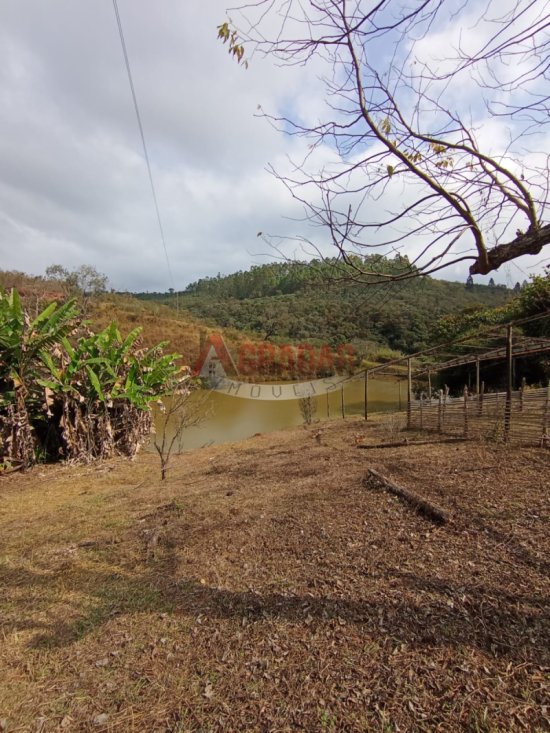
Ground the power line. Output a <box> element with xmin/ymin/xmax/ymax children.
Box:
<box><xmin>111</xmin><ymin>0</ymin><xmax>175</xmax><ymax>290</ymax></box>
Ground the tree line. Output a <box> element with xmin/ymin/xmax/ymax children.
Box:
<box><xmin>138</xmin><ymin>258</ymin><xmax>511</xmax><ymax>356</ymax></box>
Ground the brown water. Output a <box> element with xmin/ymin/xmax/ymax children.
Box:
<box><xmin>152</xmin><ymin>378</ymin><xmax>401</xmax><ymax>451</ymax></box>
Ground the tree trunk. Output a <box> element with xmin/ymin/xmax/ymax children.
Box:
<box><xmin>470</xmin><ymin>224</ymin><xmax>550</xmax><ymax>275</ymax></box>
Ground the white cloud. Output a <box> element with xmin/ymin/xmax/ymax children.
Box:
<box><xmin>0</xmin><ymin>0</ymin><xmax>321</xmax><ymax>290</ymax></box>
<box><xmin>0</xmin><ymin>0</ymin><xmax>547</xmax><ymax>292</ymax></box>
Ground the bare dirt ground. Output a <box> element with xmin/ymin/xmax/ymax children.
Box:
<box><xmin>0</xmin><ymin>417</ymin><xmax>549</xmax><ymax>732</ymax></box>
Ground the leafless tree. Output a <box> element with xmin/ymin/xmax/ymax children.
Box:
<box><xmin>153</xmin><ymin>380</ymin><xmax>211</xmax><ymax>480</ymax></box>
<box><xmin>224</xmin><ymin>0</ymin><xmax>550</xmax><ymax>282</ymax></box>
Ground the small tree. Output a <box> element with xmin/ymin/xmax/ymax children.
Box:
<box><xmin>153</xmin><ymin>377</ymin><xmax>210</xmax><ymax>480</ymax></box>
<box><xmin>45</xmin><ymin>264</ymin><xmax>108</xmax><ymax>314</ymax></box>
<box><xmin>0</xmin><ymin>289</ymin><xmax>182</xmax><ymax>467</ymax></box>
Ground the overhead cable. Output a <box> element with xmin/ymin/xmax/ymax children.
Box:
<box><xmin>112</xmin><ymin>0</ymin><xmax>175</xmax><ymax>289</ymax></box>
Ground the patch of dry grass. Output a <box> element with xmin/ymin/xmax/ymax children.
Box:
<box><xmin>89</xmin><ymin>294</ymin><xmax>257</xmax><ymax>367</ymax></box>
<box><xmin>0</xmin><ymin>419</ymin><xmax>549</xmax><ymax>732</ymax></box>
<box><xmin>0</xmin><ymin>271</ymin><xmax>259</xmax><ymax>368</ymax></box>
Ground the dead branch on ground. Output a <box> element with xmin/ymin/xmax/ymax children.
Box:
<box><xmin>364</xmin><ymin>467</ymin><xmax>450</xmax><ymax>524</ymax></box>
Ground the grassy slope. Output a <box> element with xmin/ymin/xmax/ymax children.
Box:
<box><xmin>0</xmin><ymin>271</ymin><xmax>259</xmax><ymax>367</ymax></box>
<box><xmin>0</xmin><ymin>417</ymin><xmax>548</xmax><ymax>731</ymax></box>
<box><xmin>89</xmin><ymin>294</ymin><xmax>257</xmax><ymax>367</ymax></box>
<box><xmin>0</xmin><ymin>268</ymin><xmax>513</xmax><ymax>370</ymax></box>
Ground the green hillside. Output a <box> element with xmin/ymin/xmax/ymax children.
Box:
<box><xmin>0</xmin><ymin>259</ymin><xmax>516</xmax><ymax>374</ymax></box>
<box><xmin>138</xmin><ymin>258</ymin><xmax>512</xmax><ymax>356</ymax></box>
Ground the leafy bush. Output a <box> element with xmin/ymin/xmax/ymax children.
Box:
<box><xmin>435</xmin><ymin>268</ymin><xmax>550</xmax><ymax>342</ymax></box>
<box><xmin>0</xmin><ymin>289</ymin><xmax>182</xmax><ymax>467</ymax></box>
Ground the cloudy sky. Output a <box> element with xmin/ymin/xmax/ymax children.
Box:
<box><xmin>0</xmin><ymin>1</ymin><xmax>547</xmax><ymax>292</ymax></box>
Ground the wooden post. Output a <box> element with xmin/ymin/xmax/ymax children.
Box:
<box><xmin>542</xmin><ymin>383</ymin><xmax>550</xmax><ymax>447</ymax></box>
<box><xmin>463</xmin><ymin>385</ymin><xmax>469</xmax><ymax>438</ymax></box>
<box><xmin>407</xmin><ymin>358</ymin><xmax>412</xmax><ymax>429</ymax></box>
<box><xmin>520</xmin><ymin>376</ymin><xmax>526</xmax><ymax>412</ymax></box>
<box><xmin>341</xmin><ymin>385</ymin><xmax>345</xmax><ymax>419</ymax></box>
<box><xmin>476</xmin><ymin>359</ymin><xmax>480</xmax><ymax>395</ymax></box>
<box><xmin>427</xmin><ymin>371</ymin><xmax>432</xmax><ymax>403</ymax></box>
<box><xmin>478</xmin><ymin>380</ymin><xmax>485</xmax><ymax>416</ymax></box>
<box><xmin>438</xmin><ymin>389</ymin><xmax>443</xmax><ymax>433</ymax></box>
<box><xmin>441</xmin><ymin>384</ymin><xmax>449</xmax><ymax>433</ymax></box>
<box><xmin>364</xmin><ymin>370</ymin><xmax>369</xmax><ymax>421</ymax></box>
<box><xmin>505</xmin><ymin>324</ymin><xmax>513</xmax><ymax>440</ymax></box>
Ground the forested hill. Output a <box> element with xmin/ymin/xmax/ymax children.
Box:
<box><xmin>137</xmin><ymin>258</ymin><xmax>513</xmax><ymax>355</ymax></box>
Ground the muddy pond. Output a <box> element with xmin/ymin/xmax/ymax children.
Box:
<box><xmin>153</xmin><ymin>377</ymin><xmax>401</xmax><ymax>451</ymax></box>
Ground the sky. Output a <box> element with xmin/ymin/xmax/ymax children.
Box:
<box><xmin>0</xmin><ymin>0</ymin><xmax>547</xmax><ymax>292</ymax></box>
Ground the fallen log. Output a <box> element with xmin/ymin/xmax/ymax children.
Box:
<box><xmin>0</xmin><ymin>463</ymin><xmax>25</xmax><ymax>478</ymax></box>
<box><xmin>364</xmin><ymin>468</ymin><xmax>450</xmax><ymax>524</ymax></box>
<box><xmin>356</xmin><ymin>438</ymin><xmax>467</xmax><ymax>450</ymax></box>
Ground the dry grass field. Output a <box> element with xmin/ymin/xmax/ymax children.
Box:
<box><xmin>0</xmin><ymin>269</ymin><xmax>257</xmax><ymax>367</ymax></box>
<box><xmin>89</xmin><ymin>295</ymin><xmax>255</xmax><ymax>368</ymax></box>
<box><xmin>0</xmin><ymin>418</ymin><xmax>548</xmax><ymax>732</ymax></box>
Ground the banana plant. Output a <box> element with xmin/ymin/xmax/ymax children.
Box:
<box><xmin>1</xmin><ymin>288</ymin><xmax>183</xmax><ymax>464</ymax></box>
<box><xmin>39</xmin><ymin>324</ymin><xmax>181</xmax><ymax>409</ymax></box>
<box><xmin>0</xmin><ymin>289</ymin><xmax>79</xmax><ymax>464</ymax></box>
<box><xmin>0</xmin><ymin>290</ymin><xmax>78</xmax><ymax>392</ymax></box>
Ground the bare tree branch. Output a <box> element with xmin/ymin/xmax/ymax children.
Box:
<box><xmin>225</xmin><ymin>0</ymin><xmax>550</xmax><ymax>280</ymax></box>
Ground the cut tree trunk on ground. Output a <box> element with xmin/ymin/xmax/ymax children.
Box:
<box><xmin>364</xmin><ymin>468</ymin><xmax>450</xmax><ymax>524</ymax></box>
<box><xmin>0</xmin><ymin>463</ymin><xmax>25</xmax><ymax>477</ymax></box>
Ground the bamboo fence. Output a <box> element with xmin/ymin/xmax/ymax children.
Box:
<box><xmin>407</xmin><ymin>385</ymin><xmax>550</xmax><ymax>446</ymax></box>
